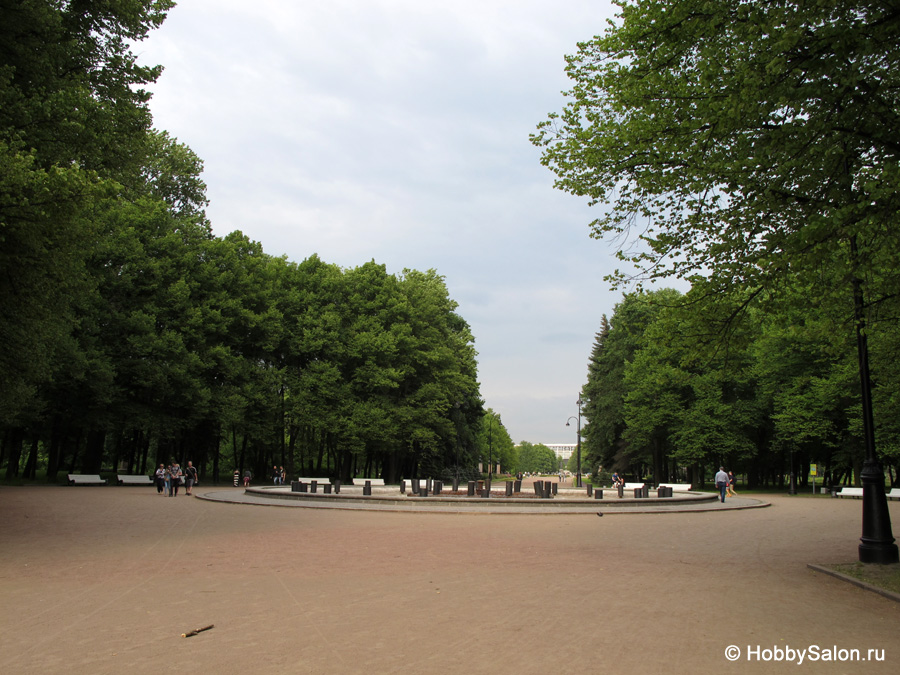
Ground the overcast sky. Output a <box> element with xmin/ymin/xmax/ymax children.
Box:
<box><xmin>136</xmin><ymin>0</ymin><xmax>630</xmax><ymax>447</ymax></box>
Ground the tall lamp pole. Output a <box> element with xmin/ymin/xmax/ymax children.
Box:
<box><xmin>565</xmin><ymin>398</ymin><xmax>583</xmax><ymax>488</ymax></box>
<box><xmin>488</xmin><ymin>413</ymin><xmax>499</xmax><ymax>481</ymax></box>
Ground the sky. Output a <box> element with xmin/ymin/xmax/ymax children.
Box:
<box><xmin>135</xmin><ymin>0</ymin><xmax>629</xmax><ymax>446</ymax></box>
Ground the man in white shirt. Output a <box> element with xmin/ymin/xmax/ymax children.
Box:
<box><xmin>714</xmin><ymin>467</ymin><xmax>730</xmax><ymax>503</ymax></box>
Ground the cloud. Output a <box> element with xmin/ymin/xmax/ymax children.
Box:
<box><xmin>137</xmin><ymin>0</ymin><xmax>625</xmax><ymax>443</ymax></box>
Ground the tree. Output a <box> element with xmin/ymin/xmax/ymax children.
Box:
<box><xmin>1</xmin><ymin>0</ymin><xmax>174</xmax><ymax>423</ymax></box>
<box><xmin>515</xmin><ymin>442</ymin><xmax>558</xmax><ymax>474</ymax></box>
<box><xmin>533</xmin><ymin>0</ymin><xmax>899</xmax><ymax>563</ymax></box>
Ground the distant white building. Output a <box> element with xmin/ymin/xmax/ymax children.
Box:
<box><xmin>544</xmin><ymin>444</ymin><xmax>576</xmax><ymax>461</ymax></box>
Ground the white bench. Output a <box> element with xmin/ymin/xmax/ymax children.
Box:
<box><xmin>353</xmin><ymin>477</ymin><xmax>385</xmax><ymax>486</ymax></box>
<box><xmin>888</xmin><ymin>488</ymin><xmax>900</xmax><ymax>500</ymax></box>
<box><xmin>117</xmin><ymin>475</ymin><xmax>153</xmax><ymax>485</ymax></box>
<box><xmin>296</xmin><ymin>477</ymin><xmax>331</xmax><ymax>485</ymax></box>
<box><xmin>836</xmin><ymin>487</ymin><xmax>863</xmax><ymax>498</ymax></box>
<box><xmin>67</xmin><ymin>474</ymin><xmax>107</xmax><ymax>486</ymax></box>
<box><xmin>658</xmin><ymin>483</ymin><xmax>693</xmax><ymax>492</ymax></box>
<box><xmin>622</xmin><ymin>482</ymin><xmax>645</xmax><ymax>490</ymax></box>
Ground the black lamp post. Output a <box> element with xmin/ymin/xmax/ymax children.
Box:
<box><xmin>488</xmin><ymin>413</ymin><xmax>500</xmax><ymax>481</ymax></box>
<box><xmin>565</xmin><ymin>398</ymin><xmax>583</xmax><ymax>488</ymax></box>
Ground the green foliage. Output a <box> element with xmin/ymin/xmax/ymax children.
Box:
<box><xmin>536</xmin><ymin>0</ymin><xmax>900</xmax><ymax>487</ymax></box>
<box><xmin>515</xmin><ymin>442</ymin><xmax>558</xmax><ymax>474</ymax></box>
<box><xmin>0</xmin><ymin>1</ymin><xmax>484</xmax><ymax>483</ymax></box>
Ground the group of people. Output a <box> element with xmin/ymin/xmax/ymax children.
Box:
<box><xmin>271</xmin><ymin>466</ymin><xmax>286</xmax><ymax>485</ymax></box>
<box><xmin>155</xmin><ymin>461</ymin><xmax>199</xmax><ymax>497</ymax></box>
<box><xmin>714</xmin><ymin>467</ymin><xmax>738</xmax><ymax>502</ymax></box>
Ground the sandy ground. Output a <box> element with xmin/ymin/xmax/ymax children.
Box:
<box><xmin>1</xmin><ymin>486</ymin><xmax>898</xmax><ymax>674</ymax></box>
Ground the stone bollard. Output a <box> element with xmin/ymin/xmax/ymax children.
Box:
<box><xmin>400</xmin><ymin>480</ymin><xmax>406</xmax><ymax>494</ymax></box>
<box><xmin>482</xmin><ymin>485</ymin><xmax>490</xmax><ymax>498</ymax></box>
<box><xmin>657</xmin><ymin>487</ymin><xmax>666</xmax><ymax>498</ymax></box>
<box><xmin>310</xmin><ymin>480</ymin><xmax>318</xmax><ymax>493</ymax></box>
<box><xmin>514</xmin><ymin>480</ymin><xmax>522</xmax><ymax>493</ymax></box>
<box><xmin>595</xmin><ymin>489</ymin><xmax>603</xmax><ymax>499</ymax></box>
<box><xmin>586</xmin><ymin>484</ymin><xmax>593</xmax><ymax>497</ymax></box>
<box><xmin>434</xmin><ymin>480</ymin><xmax>442</xmax><ymax>495</ymax></box>
<box><xmin>505</xmin><ymin>482</ymin><xmax>513</xmax><ymax>497</ymax></box>
<box><xmin>543</xmin><ymin>481</ymin><xmax>553</xmax><ymax>499</ymax></box>
<box><xmin>467</xmin><ymin>481</ymin><xmax>476</xmax><ymax>497</ymax></box>
<box><xmin>551</xmin><ymin>482</ymin><xmax>558</xmax><ymax>495</ymax></box>
<box><xmin>299</xmin><ymin>481</ymin><xmax>308</xmax><ymax>493</ymax></box>
<box><xmin>420</xmin><ymin>482</ymin><xmax>429</xmax><ymax>497</ymax></box>
<box><xmin>291</xmin><ymin>481</ymin><xmax>302</xmax><ymax>492</ymax></box>
<box><xmin>633</xmin><ymin>487</ymin><xmax>643</xmax><ymax>498</ymax></box>
<box><xmin>412</xmin><ymin>478</ymin><xmax>420</xmax><ymax>495</ymax></box>
<box><xmin>617</xmin><ymin>484</ymin><xmax>624</xmax><ymax>498</ymax></box>
<box><xmin>363</xmin><ymin>480</ymin><xmax>372</xmax><ymax>496</ymax></box>
<box><xmin>334</xmin><ymin>480</ymin><xmax>340</xmax><ymax>494</ymax></box>
<box><xmin>642</xmin><ymin>484</ymin><xmax>649</xmax><ymax>499</ymax></box>
<box><xmin>534</xmin><ymin>481</ymin><xmax>543</xmax><ymax>497</ymax></box>
<box><xmin>452</xmin><ymin>478</ymin><xmax>459</xmax><ymax>492</ymax></box>
<box><xmin>323</xmin><ymin>483</ymin><xmax>332</xmax><ymax>494</ymax></box>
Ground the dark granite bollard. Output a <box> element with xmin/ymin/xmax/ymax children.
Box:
<box><xmin>551</xmin><ymin>482</ymin><xmax>558</xmax><ymax>495</ymax></box>
<box><xmin>482</xmin><ymin>486</ymin><xmax>490</xmax><ymax>498</ymax></box>
<box><xmin>633</xmin><ymin>487</ymin><xmax>642</xmax><ymax>498</ymax></box>
<box><xmin>310</xmin><ymin>480</ymin><xmax>318</xmax><ymax>493</ymax></box>
<box><xmin>586</xmin><ymin>484</ymin><xmax>593</xmax><ymax>497</ymax></box>
<box><xmin>617</xmin><ymin>484</ymin><xmax>624</xmax><ymax>498</ymax></box>
<box><xmin>543</xmin><ymin>481</ymin><xmax>552</xmax><ymax>499</ymax></box>
<box><xmin>642</xmin><ymin>484</ymin><xmax>649</xmax><ymax>499</ymax></box>
<box><xmin>334</xmin><ymin>480</ymin><xmax>340</xmax><ymax>494</ymax></box>
<box><xmin>467</xmin><ymin>481</ymin><xmax>476</xmax><ymax>496</ymax></box>
<box><xmin>434</xmin><ymin>480</ymin><xmax>442</xmax><ymax>495</ymax></box>
<box><xmin>514</xmin><ymin>480</ymin><xmax>522</xmax><ymax>492</ymax></box>
<box><xmin>452</xmin><ymin>478</ymin><xmax>459</xmax><ymax>492</ymax></box>
<box><xmin>595</xmin><ymin>489</ymin><xmax>603</xmax><ymax>499</ymax></box>
<box><xmin>400</xmin><ymin>480</ymin><xmax>406</xmax><ymax>494</ymax></box>
<box><xmin>412</xmin><ymin>478</ymin><xmax>420</xmax><ymax>495</ymax></box>
<box><xmin>323</xmin><ymin>483</ymin><xmax>332</xmax><ymax>494</ymax></box>
<box><xmin>363</xmin><ymin>480</ymin><xmax>372</xmax><ymax>496</ymax></box>
<box><xmin>534</xmin><ymin>481</ymin><xmax>543</xmax><ymax>497</ymax></box>
<box><xmin>505</xmin><ymin>482</ymin><xmax>513</xmax><ymax>497</ymax></box>
<box><xmin>291</xmin><ymin>481</ymin><xmax>302</xmax><ymax>492</ymax></box>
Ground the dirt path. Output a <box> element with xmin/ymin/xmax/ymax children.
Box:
<box><xmin>1</xmin><ymin>487</ymin><xmax>898</xmax><ymax>673</ymax></box>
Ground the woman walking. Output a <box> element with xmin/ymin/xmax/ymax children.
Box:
<box><xmin>168</xmin><ymin>462</ymin><xmax>183</xmax><ymax>497</ymax></box>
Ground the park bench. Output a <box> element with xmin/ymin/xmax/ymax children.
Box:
<box><xmin>353</xmin><ymin>478</ymin><xmax>385</xmax><ymax>486</ymax></box>
<box><xmin>117</xmin><ymin>475</ymin><xmax>153</xmax><ymax>485</ymax></box>
<box><xmin>836</xmin><ymin>487</ymin><xmax>863</xmax><ymax>498</ymax></box>
<box><xmin>293</xmin><ymin>478</ymin><xmax>333</xmax><ymax>494</ymax></box>
<box><xmin>622</xmin><ymin>482</ymin><xmax>645</xmax><ymax>490</ymax></box>
<box><xmin>658</xmin><ymin>483</ymin><xmax>693</xmax><ymax>492</ymax></box>
<box><xmin>887</xmin><ymin>488</ymin><xmax>900</xmax><ymax>500</ymax></box>
<box><xmin>67</xmin><ymin>474</ymin><xmax>107</xmax><ymax>486</ymax></box>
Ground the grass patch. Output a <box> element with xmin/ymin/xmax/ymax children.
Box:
<box><xmin>826</xmin><ymin>562</ymin><xmax>900</xmax><ymax>595</ymax></box>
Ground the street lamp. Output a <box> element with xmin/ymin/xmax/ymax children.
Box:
<box><xmin>488</xmin><ymin>413</ymin><xmax>500</xmax><ymax>481</ymax></box>
<box><xmin>565</xmin><ymin>398</ymin><xmax>583</xmax><ymax>487</ymax></box>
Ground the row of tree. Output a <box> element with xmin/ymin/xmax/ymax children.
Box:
<box><xmin>1</xmin><ymin>1</ymin><xmax>506</xmax><ymax>484</ymax></box>
<box><xmin>534</xmin><ymin>0</ymin><xmax>900</xmax><ymax>509</ymax></box>
<box><xmin>579</xmin><ymin>286</ymin><xmax>900</xmax><ymax>489</ymax></box>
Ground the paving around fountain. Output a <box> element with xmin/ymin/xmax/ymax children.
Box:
<box><xmin>2</xmin><ymin>483</ymin><xmax>898</xmax><ymax>673</ymax></box>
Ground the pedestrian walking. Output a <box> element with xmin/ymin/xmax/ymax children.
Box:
<box><xmin>184</xmin><ymin>461</ymin><xmax>199</xmax><ymax>495</ymax></box>
<box><xmin>715</xmin><ymin>466</ymin><xmax>729</xmax><ymax>503</ymax></box>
